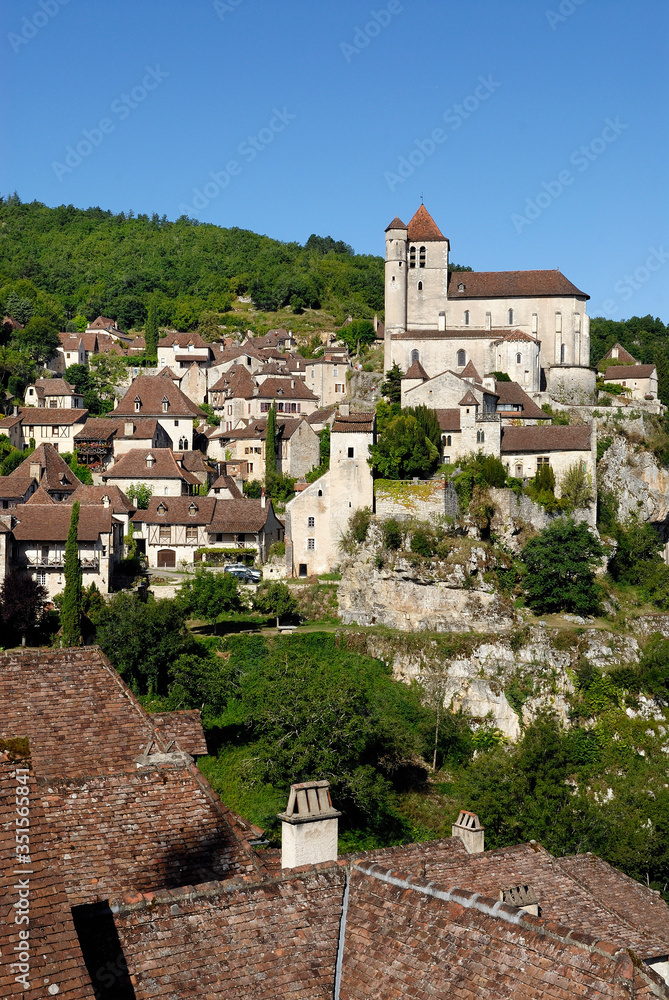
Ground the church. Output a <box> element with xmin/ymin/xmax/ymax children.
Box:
<box><xmin>384</xmin><ymin>205</ymin><xmax>593</xmax><ymax>399</ymax></box>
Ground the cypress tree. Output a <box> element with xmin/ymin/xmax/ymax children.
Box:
<box><xmin>61</xmin><ymin>501</ymin><xmax>83</xmax><ymax>646</ymax></box>
<box><xmin>145</xmin><ymin>295</ymin><xmax>159</xmax><ymax>359</ymax></box>
<box><xmin>653</xmin><ymin>348</ymin><xmax>669</xmax><ymax>407</ymax></box>
<box><xmin>265</xmin><ymin>403</ymin><xmax>277</xmax><ymax>484</ymax></box>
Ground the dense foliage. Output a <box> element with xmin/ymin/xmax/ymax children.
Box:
<box><xmin>0</xmin><ymin>197</ymin><xmax>384</xmax><ymax>330</ymax></box>
<box><xmin>60</xmin><ymin>502</ymin><xmax>82</xmax><ymax>646</ymax></box>
<box><xmin>521</xmin><ymin>518</ymin><xmax>605</xmax><ymax>615</ymax></box>
<box><xmin>590</xmin><ymin>315</ymin><xmax>669</xmax><ymax>404</ymax></box>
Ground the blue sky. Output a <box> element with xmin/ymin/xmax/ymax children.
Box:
<box><xmin>2</xmin><ymin>0</ymin><xmax>668</xmax><ymax>320</ymax></box>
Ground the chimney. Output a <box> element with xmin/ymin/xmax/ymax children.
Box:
<box><xmin>261</xmin><ymin>494</ymin><xmax>266</xmax><ymax>508</ymax></box>
<box><xmin>438</xmin><ymin>311</ymin><xmax>446</xmax><ymax>332</ymax></box>
<box><xmin>339</xmin><ymin>403</ymin><xmax>350</xmax><ymax>416</ymax></box>
<box><xmin>291</xmin><ymin>380</ymin><xmax>295</xmax><ymax>389</ymax></box>
<box><xmin>125</xmin><ymin>421</ymin><xmax>134</xmax><ymax>436</ymax></box>
<box><xmin>452</xmin><ymin>810</ymin><xmax>484</xmax><ymax>853</ymax></box>
<box><xmin>278</xmin><ymin>780</ymin><xmax>341</xmax><ymax>868</ymax></box>
<box><xmin>102</xmin><ymin>494</ymin><xmax>111</xmax><ymax>509</ymax></box>
<box><xmin>29</xmin><ymin>462</ymin><xmax>42</xmax><ymax>482</ymax></box>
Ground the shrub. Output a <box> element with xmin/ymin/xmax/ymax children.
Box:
<box><xmin>410</xmin><ymin>528</ymin><xmax>434</xmax><ymax>557</ymax></box>
<box><xmin>382</xmin><ymin>518</ymin><xmax>403</xmax><ymax>550</ymax></box>
<box><xmin>349</xmin><ymin>507</ymin><xmax>372</xmax><ymax>543</ymax></box>
<box><xmin>521</xmin><ymin>518</ymin><xmax>605</xmax><ymax>615</ymax></box>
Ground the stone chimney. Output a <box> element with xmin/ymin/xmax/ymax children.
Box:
<box><xmin>125</xmin><ymin>420</ymin><xmax>134</xmax><ymax>436</ymax></box>
<box><xmin>102</xmin><ymin>494</ymin><xmax>111</xmax><ymax>509</ymax></box>
<box><xmin>29</xmin><ymin>461</ymin><xmax>42</xmax><ymax>481</ymax></box>
<box><xmin>278</xmin><ymin>780</ymin><xmax>341</xmax><ymax>869</ymax></box>
<box><xmin>261</xmin><ymin>494</ymin><xmax>266</xmax><ymax>508</ymax></box>
<box><xmin>452</xmin><ymin>810</ymin><xmax>484</xmax><ymax>854</ymax></box>
<box><xmin>339</xmin><ymin>403</ymin><xmax>350</xmax><ymax>416</ymax></box>
<box><xmin>438</xmin><ymin>311</ymin><xmax>446</xmax><ymax>332</ymax></box>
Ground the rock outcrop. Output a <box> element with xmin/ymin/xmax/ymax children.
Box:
<box><xmin>599</xmin><ymin>434</ymin><xmax>669</xmax><ymax>526</ymax></box>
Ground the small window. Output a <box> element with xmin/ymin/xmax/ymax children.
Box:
<box><xmin>52</xmin><ymin>425</ymin><xmax>58</xmax><ymax>436</ymax></box>
<box><xmin>476</xmin><ymin>430</ymin><xmax>485</xmax><ymax>444</ymax></box>
<box><xmin>157</xmin><ymin>502</ymin><xmax>167</xmax><ymax>514</ymax></box>
<box><xmin>419</xmin><ymin>246</ymin><xmax>426</xmax><ymax>268</ymax></box>
<box><xmin>37</xmin><ymin>570</ymin><xmax>46</xmax><ymax>586</ymax></box>
<box><xmin>516</xmin><ymin>353</ymin><xmax>522</xmax><ymax>364</ymax></box>
<box><xmin>411</xmin><ymin>349</ymin><xmax>420</xmax><ymax>364</ymax></box>
<box><xmin>308</xmin><ymin>516</ymin><xmax>315</xmax><ymax>528</ymax></box>
<box><xmin>174</xmin><ymin>419</ymin><xmax>179</xmax><ymax>426</ymax></box>
<box><xmin>317</xmin><ymin>489</ymin><xmax>322</xmax><ymax>497</ymax></box>
<box><xmin>409</xmin><ymin>246</ymin><xmax>416</xmax><ymax>269</ymax></box>
<box><xmin>508</xmin><ymin>309</ymin><xmax>514</xmax><ymax>325</ymax></box>
<box><xmin>537</xmin><ymin>456</ymin><xmax>549</xmax><ymax>468</ymax></box>
<box><xmin>159</xmin><ymin>525</ymin><xmax>171</xmax><ymax>543</ymax></box>
<box><xmin>417</xmin><ymin>281</ymin><xmax>423</xmax><ymax>291</ymax></box>
<box><xmin>347</xmin><ymin>447</ymin><xmax>354</xmax><ymax>458</ymax></box>
<box><xmin>186</xmin><ymin>525</ymin><xmax>197</xmax><ymax>542</ymax></box>
<box><xmin>188</xmin><ymin>502</ymin><xmax>198</xmax><ymax>515</ymax></box>
<box><xmin>299</xmin><ymin>563</ymin><xmax>308</xmax><ymax>578</ymax></box>
<box><xmin>162</xmin><ymin>397</ymin><xmax>169</xmax><ymax>413</ymax></box>
<box><xmin>560</xmin><ymin>343</ymin><xmax>566</xmax><ymax>363</ymax></box>
<box><xmin>458</xmin><ymin>282</ymin><xmax>465</xmax><ymax>292</ymax></box>
<box><xmin>457</xmin><ymin>349</ymin><xmax>466</xmax><ymax>367</ymax></box>
<box><xmin>447</xmin><ymin>435</ymin><xmax>452</xmax><ymax>446</ymax></box>
<box><xmin>134</xmin><ymin>396</ymin><xmax>141</xmax><ymax>412</ymax></box>
<box><xmin>464</xmin><ymin>310</ymin><xmax>469</xmax><ymax>326</ymax></box>
<box><xmin>307</xmin><ymin>538</ymin><xmax>315</xmax><ymax>550</ymax></box>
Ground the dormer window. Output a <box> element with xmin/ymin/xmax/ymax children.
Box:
<box><xmin>419</xmin><ymin>246</ymin><xmax>426</xmax><ymax>268</ymax></box>
<box><xmin>458</xmin><ymin>282</ymin><xmax>465</xmax><ymax>292</ymax></box>
<box><xmin>409</xmin><ymin>246</ymin><xmax>416</xmax><ymax>269</ymax></box>
<box><xmin>157</xmin><ymin>501</ymin><xmax>167</xmax><ymax>514</ymax></box>
<box><xmin>146</xmin><ymin>453</ymin><xmax>155</xmax><ymax>468</ymax></box>
<box><xmin>162</xmin><ymin>396</ymin><xmax>169</xmax><ymax>412</ymax></box>
<box><xmin>134</xmin><ymin>396</ymin><xmax>141</xmax><ymax>412</ymax></box>
<box><xmin>188</xmin><ymin>502</ymin><xmax>198</xmax><ymax>516</ymax></box>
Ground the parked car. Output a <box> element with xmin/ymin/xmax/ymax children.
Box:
<box><xmin>224</xmin><ymin>564</ymin><xmax>261</xmax><ymax>584</ymax></box>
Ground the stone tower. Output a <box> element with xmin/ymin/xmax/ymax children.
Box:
<box><xmin>384</xmin><ymin>216</ymin><xmax>408</xmax><ymax>371</ymax></box>
<box><xmin>405</xmin><ymin>204</ymin><xmax>450</xmax><ymax>332</ymax></box>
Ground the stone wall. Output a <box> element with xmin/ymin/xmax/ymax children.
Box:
<box><xmin>546</xmin><ymin>365</ymin><xmax>596</xmax><ymax>405</ymax></box>
<box><xmin>374</xmin><ymin>479</ymin><xmax>459</xmax><ymax>520</ymax></box>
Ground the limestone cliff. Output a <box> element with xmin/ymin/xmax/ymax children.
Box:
<box><xmin>599</xmin><ymin>434</ymin><xmax>669</xmax><ymax>525</ymax></box>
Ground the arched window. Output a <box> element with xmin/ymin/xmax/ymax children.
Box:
<box><xmin>447</xmin><ymin>435</ymin><xmax>452</xmax><ymax>446</ymax></box>
<box><xmin>507</xmin><ymin>309</ymin><xmax>514</xmax><ymax>325</ymax></box>
<box><xmin>457</xmin><ymin>349</ymin><xmax>466</xmax><ymax>366</ymax></box>
<box><xmin>411</xmin><ymin>349</ymin><xmax>420</xmax><ymax>364</ymax></box>
<box><xmin>409</xmin><ymin>246</ymin><xmax>416</xmax><ymax>269</ymax></box>
<box><xmin>464</xmin><ymin>310</ymin><xmax>470</xmax><ymax>326</ymax></box>
<box><xmin>419</xmin><ymin>246</ymin><xmax>426</xmax><ymax>268</ymax></box>
<box><xmin>560</xmin><ymin>343</ymin><xmax>566</xmax><ymax>363</ymax></box>
<box><xmin>417</xmin><ymin>281</ymin><xmax>423</xmax><ymax>291</ymax></box>
<box><xmin>476</xmin><ymin>430</ymin><xmax>485</xmax><ymax>444</ymax></box>
<box><xmin>516</xmin><ymin>353</ymin><xmax>522</xmax><ymax>364</ymax></box>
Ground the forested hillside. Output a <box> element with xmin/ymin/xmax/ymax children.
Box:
<box><xmin>0</xmin><ymin>195</ymin><xmax>384</xmax><ymax>331</ymax></box>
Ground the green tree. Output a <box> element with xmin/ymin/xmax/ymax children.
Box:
<box><xmin>338</xmin><ymin>319</ymin><xmax>376</xmax><ymax>354</ymax></box>
<box><xmin>126</xmin><ymin>483</ymin><xmax>153</xmax><ymax>509</ymax></box>
<box><xmin>559</xmin><ymin>463</ymin><xmax>592</xmax><ymax>510</ymax></box>
<box><xmin>0</xmin><ymin>571</ymin><xmax>48</xmax><ymax>646</ymax></box>
<box><xmin>252</xmin><ymin>581</ymin><xmax>298</xmax><ymax>626</ymax></box>
<box><xmin>178</xmin><ymin>569</ymin><xmax>246</xmax><ymax>622</ymax></box>
<box><xmin>380</xmin><ymin>362</ymin><xmax>403</xmax><ymax>404</ymax></box>
<box><xmin>521</xmin><ymin>518</ymin><xmax>605</xmax><ymax>615</ymax></box>
<box><xmin>145</xmin><ymin>295</ymin><xmax>159</xmax><ymax>358</ymax></box>
<box><xmin>369</xmin><ymin>414</ymin><xmax>439</xmax><ymax>480</ymax></box>
<box><xmin>653</xmin><ymin>347</ymin><xmax>669</xmax><ymax>407</ymax></box>
<box><xmin>15</xmin><ymin>316</ymin><xmax>59</xmax><ymax>364</ymax></box>
<box><xmin>88</xmin><ymin>352</ymin><xmax>129</xmax><ymax>411</ymax></box>
<box><xmin>60</xmin><ymin>501</ymin><xmax>83</xmax><ymax>646</ymax></box>
<box><xmin>404</xmin><ymin>404</ymin><xmax>441</xmax><ymax>451</ymax></box>
<box><xmin>265</xmin><ymin>403</ymin><xmax>277</xmax><ymax>483</ymax></box>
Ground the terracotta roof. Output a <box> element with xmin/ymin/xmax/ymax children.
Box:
<box><xmin>25</xmin><ymin>483</ymin><xmax>56</xmax><ymax>504</ymax></box>
<box><xmin>0</xmin><ymin>413</ymin><xmax>22</xmax><ymax>429</ymax></box>
<box><xmin>103</xmin><ymin>448</ymin><xmax>201</xmax><ymax>484</ymax></box>
<box><xmin>407</xmin><ymin>204</ymin><xmax>446</xmax><ymax>242</ymax></box>
<box><xmin>0</xmin><ymin>754</ymin><xmax>93</xmax><ymax>1000</ymax></box>
<box><xmin>494</xmin><ymin>381</ymin><xmax>546</xmax><ymax>419</ymax></box>
<box><xmin>150</xmin><ymin>710</ymin><xmax>208</xmax><ymax>756</ymax></box>
<box><xmin>447</xmin><ymin>269</ymin><xmax>588</xmax><ymax>298</ymax></box>
<box><xmin>210</xmin><ymin>498</ymin><xmax>273</xmax><ymax>533</ymax></box>
<box><xmin>18</xmin><ymin>406</ymin><xmax>88</xmax><ymax>425</ymax></box>
<box><xmin>160</xmin><ymin>331</ymin><xmax>209</xmax><ymax>349</ymax></box>
<box><xmin>603</xmin><ymin>364</ymin><xmax>655</xmax><ymax>379</ymax></box>
<box><xmin>30</xmin><ymin>377</ymin><xmax>80</xmax><ymax>397</ymax></box>
<box><xmin>73</xmin><ymin>416</ymin><xmax>120</xmax><ymax>442</ymax></box>
<box><xmin>133</xmin><ymin>496</ymin><xmax>218</xmax><ymax>525</ymax></box>
<box><xmin>332</xmin><ymin>412</ymin><xmax>374</xmax><ymax>434</ymax></box>
<box><xmin>392</xmin><ymin>328</ymin><xmax>504</xmax><ymax>340</ymax></box>
<box><xmin>403</xmin><ymin>359</ymin><xmax>429</xmax><ymax>380</ymax></box>
<box><xmin>0</xmin><ymin>475</ymin><xmax>35</xmax><ymax>500</ymax></box>
<box><xmin>502</xmin><ymin>328</ymin><xmax>539</xmax><ymax>343</ymax></box>
<box><xmin>88</xmin><ymin>315</ymin><xmax>121</xmax><ymax>331</ymax></box>
<box><xmin>435</xmin><ymin>408</ymin><xmax>461</xmax><ymax>431</ymax></box>
<box><xmin>209</xmin><ymin>365</ymin><xmax>257</xmax><ymax>398</ymax></box>
<box><xmin>175</xmin><ymin>450</ymin><xmax>217</xmax><ymax>475</ymax></box>
<box><xmin>501</xmin><ymin>424</ymin><xmax>591</xmax><ymax>453</ymax></box>
<box><xmin>307</xmin><ymin>406</ymin><xmax>337</xmax><ymax>425</ymax></box>
<box><xmin>460</xmin><ymin>359</ymin><xmax>482</xmax><ymax>380</ymax></box>
<box><xmin>600</xmin><ymin>342</ymin><xmax>637</xmax><ymax>366</ymax></box>
<box><xmin>10</xmin><ymin>442</ymin><xmax>82</xmax><ymax>493</ymax></box>
<box><xmin>11</xmin><ymin>504</ymin><xmax>115</xmax><ymax>541</ymax></box>
<box><xmin>114</xmin><ymin>376</ymin><xmax>203</xmax><ymax>418</ymax></box>
<box><xmin>158</xmin><ymin>365</ymin><xmax>181</xmax><ymax>379</ymax></box>
<box><xmin>65</xmin><ymin>484</ymin><xmax>136</xmax><ymax>514</ymax></box>
<box><xmin>385</xmin><ymin>215</ymin><xmax>407</xmax><ymax>231</ymax></box>
<box><xmin>459</xmin><ymin>390</ymin><xmax>479</xmax><ymax>406</ymax></box>
<box><xmin>210</xmin><ymin>474</ymin><xmax>244</xmax><ymax>498</ymax></box>
<box><xmin>255</xmin><ymin>377</ymin><xmax>318</xmax><ymax>401</ymax></box>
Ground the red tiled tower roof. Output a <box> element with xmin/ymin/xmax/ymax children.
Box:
<box><xmin>385</xmin><ymin>216</ymin><xmax>407</xmax><ymax>231</ymax></box>
<box><xmin>407</xmin><ymin>204</ymin><xmax>446</xmax><ymax>242</ymax></box>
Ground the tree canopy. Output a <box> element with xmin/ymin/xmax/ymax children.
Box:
<box><xmin>521</xmin><ymin>518</ymin><xmax>605</xmax><ymax>615</ymax></box>
<box><xmin>369</xmin><ymin>413</ymin><xmax>440</xmax><ymax>480</ymax></box>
